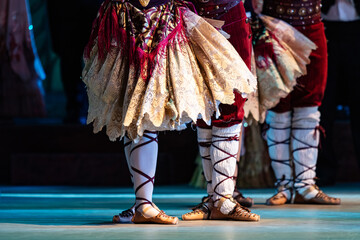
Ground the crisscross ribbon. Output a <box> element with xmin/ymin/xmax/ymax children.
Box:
<box><xmin>212</xmin><ymin>134</ymin><xmax>239</xmax><ymax>203</ymax></box>
<box><xmin>267</xmin><ymin>125</ymin><xmax>293</xmax><ymax>193</ymax></box>
<box><xmin>129</xmin><ymin>131</ymin><xmax>158</xmax><ymax>211</ymax></box>
<box><xmin>291</xmin><ymin>126</ymin><xmax>324</xmax><ymax>190</ymax></box>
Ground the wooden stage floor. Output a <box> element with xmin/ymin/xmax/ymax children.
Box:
<box><xmin>0</xmin><ymin>184</ymin><xmax>359</xmax><ymax>240</ymax></box>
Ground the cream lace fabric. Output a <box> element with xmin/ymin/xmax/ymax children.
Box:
<box><xmin>83</xmin><ymin>3</ymin><xmax>256</xmax><ymax>142</ymax></box>
<box><xmin>255</xmin><ymin>15</ymin><xmax>317</xmax><ymax>123</ymax></box>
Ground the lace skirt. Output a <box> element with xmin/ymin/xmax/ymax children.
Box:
<box><xmin>83</xmin><ymin>0</ymin><xmax>256</xmax><ymax>141</ymax></box>
<box><xmin>252</xmin><ymin>14</ymin><xmax>317</xmax><ymax>122</ymax></box>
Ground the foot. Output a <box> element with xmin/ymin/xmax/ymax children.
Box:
<box><xmin>266</xmin><ymin>192</ymin><xmax>290</xmax><ymax>205</ymax></box>
<box><xmin>182</xmin><ymin>202</ymin><xmax>211</xmax><ymax>221</ymax></box>
<box><xmin>210</xmin><ymin>198</ymin><xmax>260</xmax><ymax>221</ymax></box>
<box><xmin>233</xmin><ymin>189</ymin><xmax>254</xmax><ymax>208</ymax></box>
<box><xmin>132</xmin><ymin>209</ymin><xmax>179</xmax><ymax>224</ymax></box>
<box><xmin>294</xmin><ymin>185</ymin><xmax>341</xmax><ymax>205</ymax></box>
<box><xmin>112</xmin><ymin>206</ymin><xmax>135</xmax><ymax>223</ymax></box>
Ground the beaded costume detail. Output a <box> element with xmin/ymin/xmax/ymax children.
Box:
<box><xmin>83</xmin><ymin>0</ymin><xmax>256</xmax><ymax>141</ymax></box>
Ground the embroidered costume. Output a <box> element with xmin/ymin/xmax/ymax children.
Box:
<box><xmin>83</xmin><ymin>0</ymin><xmax>256</xmax><ymax>142</ymax></box>
<box><xmin>83</xmin><ymin>0</ymin><xmax>256</xmax><ymax>224</ymax></box>
<box><xmin>181</xmin><ymin>0</ymin><xmax>260</xmax><ymax>221</ymax></box>
<box><xmin>254</xmin><ymin>0</ymin><xmax>341</xmax><ymax>205</ymax></box>
<box><xmin>251</xmin><ymin>14</ymin><xmax>316</xmax><ymax>122</ymax></box>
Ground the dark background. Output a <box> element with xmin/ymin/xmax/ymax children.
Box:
<box><xmin>0</xmin><ymin>0</ymin><xmax>359</xmax><ymax>187</ymax></box>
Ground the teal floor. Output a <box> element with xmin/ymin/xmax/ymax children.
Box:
<box><xmin>0</xmin><ymin>184</ymin><xmax>359</xmax><ymax>240</ymax></box>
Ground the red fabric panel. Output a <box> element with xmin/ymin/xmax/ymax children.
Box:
<box><xmin>271</xmin><ymin>22</ymin><xmax>328</xmax><ymax>113</ymax></box>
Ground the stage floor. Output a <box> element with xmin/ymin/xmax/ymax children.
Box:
<box><xmin>0</xmin><ymin>184</ymin><xmax>359</xmax><ymax>240</ymax></box>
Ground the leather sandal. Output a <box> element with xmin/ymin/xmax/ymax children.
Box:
<box><xmin>182</xmin><ymin>201</ymin><xmax>212</xmax><ymax>221</ymax></box>
<box><xmin>294</xmin><ymin>185</ymin><xmax>341</xmax><ymax>205</ymax></box>
<box><xmin>132</xmin><ymin>208</ymin><xmax>179</xmax><ymax>224</ymax></box>
<box><xmin>210</xmin><ymin>197</ymin><xmax>260</xmax><ymax>221</ymax></box>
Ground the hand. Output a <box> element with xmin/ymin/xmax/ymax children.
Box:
<box><xmin>252</xmin><ymin>0</ymin><xmax>264</xmax><ymax>14</ymax></box>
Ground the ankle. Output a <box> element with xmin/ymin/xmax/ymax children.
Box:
<box><xmin>220</xmin><ymin>199</ymin><xmax>236</xmax><ymax>214</ymax></box>
<box><xmin>136</xmin><ymin>203</ymin><xmax>160</xmax><ymax>218</ymax></box>
<box><xmin>214</xmin><ymin>196</ymin><xmax>236</xmax><ymax>215</ymax></box>
<box><xmin>297</xmin><ymin>185</ymin><xmax>319</xmax><ymax>200</ymax></box>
